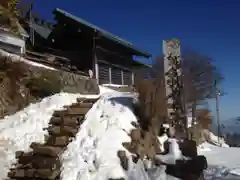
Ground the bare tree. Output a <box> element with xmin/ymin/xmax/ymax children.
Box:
<box><xmin>152</xmin><ymin>50</ymin><xmax>223</xmax><ymax>122</ymax></box>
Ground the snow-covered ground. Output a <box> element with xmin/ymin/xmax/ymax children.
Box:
<box><xmin>196</xmin><ymin>130</ymin><xmax>240</xmax><ymax>179</ymax></box>
<box><xmin>0</xmin><ymin>92</ymin><xmax>99</xmax><ymax>180</ymax></box>
<box><xmin>198</xmin><ymin>142</ymin><xmax>240</xmax><ymax>179</ymax></box>
<box><xmin>0</xmin><ymin>49</ymin><xmax>56</xmax><ymax>70</ymax></box>
<box><xmin>61</xmin><ymin>90</ymin><xmax>137</xmax><ymax>180</ymax></box>
<box><xmin>0</xmin><ymin>85</ymin><xmax>240</xmax><ymax>180</ymax></box>
<box><xmin>102</xmin><ymin>84</ymin><xmax>129</xmax><ymax>88</ymax></box>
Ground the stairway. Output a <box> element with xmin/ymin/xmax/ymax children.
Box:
<box><xmin>7</xmin><ymin>98</ymin><xmax>98</xmax><ymax>180</ymax></box>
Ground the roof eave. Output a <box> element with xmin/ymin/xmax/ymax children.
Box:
<box><xmin>53</xmin><ymin>8</ymin><xmax>151</xmax><ymax>58</ymax></box>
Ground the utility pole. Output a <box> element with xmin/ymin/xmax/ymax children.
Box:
<box><xmin>29</xmin><ymin>2</ymin><xmax>34</xmax><ymax>46</ymax></box>
<box><xmin>215</xmin><ymin>80</ymin><xmax>221</xmax><ymax>145</ymax></box>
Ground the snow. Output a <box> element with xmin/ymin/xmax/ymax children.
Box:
<box><xmin>207</xmin><ymin>131</ymin><xmax>229</xmax><ymax>148</ymax></box>
<box><xmin>102</xmin><ymin>84</ymin><xmax>129</xmax><ymax>88</ymax></box>
<box><xmin>198</xmin><ymin>143</ymin><xmax>240</xmax><ymax>179</ymax></box>
<box><xmin>99</xmin><ymin>86</ymin><xmax>118</xmax><ymax>94</ymax></box>
<box><xmin>0</xmin><ymin>49</ymin><xmax>56</xmax><ymax>70</ymax></box>
<box><xmin>157</xmin><ymin>134</ymin><xmax>168</xmax><ymax>152</ymax></box>
<box><xmin>0</xmin><ymin>92</ymin><xmax>99</xmax><ymax>180</ymax></box>
<box><xmin>155</xmin><ymin>138</ymin><xmax>184</xmax><ymax>165</ymax></box>
<box><xmin>0</xmin><ymin>84</ymin><xmax>240</xmax><ymax>180</ymax></box>
<box><xmin>197</xmin><ymin>131</ymin><xmax>240</xmax><ymax>179</ymax></box>
<box><xmin>197</xmin><ymin>130</ymin><xmax>229</xmax><ymax>148</ymax></box>
<box><xmin>61</xmin><ymin>91</ymin><xmax>137</xmax><ymax>180</ymax></box>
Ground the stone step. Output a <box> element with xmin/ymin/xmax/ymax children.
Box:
<box><xmin>8</xmin><ymin>168</ymin><xmax>60</xmax><ymax>179</ymax></box>
<box><xmin>30</xmin><ymin>143</ymin><xmax>62</xmax><ymax>157</ymax></box>
<box><xmin>49</xmin><ymin>116</ymin><xmax>83</xmax><ymax>127</ymax></box>
<box><xmin>64</xmin><ymin>102</ymin><xmax>93</xmax><ymax>109</ymax></box>
<box><xmin>46</xmin><ymin>136</ymin><xmax>70</xmax><ymax>147</ymax></box>
<box><xmin>52</xmin><ymin>110</ymin><xmax>68</xmax><ymax>117</ymax></box>
<box><xmin>66</xmin><ymin>107</ymin><xmax>90</xmax><ymax>115</ymax></box>
<box><xmin>46</xmin><ymin>125</ymin><xmax>78</xmax><ymax>137</ymax></box>
<box><xmin>16</xmin><ymin>155</ymin><xmax>60</xmax><ymax>169</ymax></box>
<box><xmin>15</xmin><ymin>151</ymin><xmax>33</xmax><ymax>159</ymax></box>
<box><xmin>77</xmin><ymin>98</ymin><xmax>98</xmax><ymax>103</ymax></box>
<box><xmin>6</xmin><ymin>100</ymin><xmax>95</xmax><ymax>180</ymax></box>
<box><xmin>7</xmin><ymin>179</ymin><xmax>54</xmax><ymax>180</ymax></box>
<box><xmin>67</xmin><ymin>108</ymin><xmax>90</xmax><ymax>116</ymax></box>
<box><xmin>14</xmin><ymin>163</ymin><xmax>32</xmax><ymax>169</ymax></box>
<box><xmin>16</xmin><ymin>151</ymin><xmax>34</xmax><ymax>164</ymax></box>
<box><xmin>52</xmin><ymin>107</ymin><xmax>90</xmax><ymax>117</ymax></box>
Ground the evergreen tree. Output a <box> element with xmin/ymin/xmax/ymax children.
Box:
<box><xmin>0</xmin><ymin>0</ymin><xmax>20</xmax><ymax>33</ymax></box>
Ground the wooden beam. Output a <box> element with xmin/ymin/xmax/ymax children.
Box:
<box><xmin>98</xmin><ymin>59</ymin><xmax>132</xmax><ymax>72</ymax></box>
<box><xmin>132</xmin><ymin>72</ymin><xmax>134</xmax><ymax>85</ymax></box>
<box><xmin>121</xmin><ymin>70</ymin><xmax>124</xmax><ymax>85</ymax></box>
<box><xmin>94</xmin><ymin>54</ymin><xmax>99</xmax><ymax>84</ymax></box>
<box><xmin>109</xmin><ymin>67</ymin><xmax>112</xmax><ymax>84</ymax></box>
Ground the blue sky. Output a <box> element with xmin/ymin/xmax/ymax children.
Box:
<box><xmin>33</xmin><ymin>0</ymin><xmax>240</xmax><ymax>121</ymax></box>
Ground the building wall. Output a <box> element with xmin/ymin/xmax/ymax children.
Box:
<box><xmin>0</xmin><ymin>30</ymin><xmax>26</xmax><ymax>54</ymax></box>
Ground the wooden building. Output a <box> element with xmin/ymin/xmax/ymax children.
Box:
<box><xmin>21</xmin><ymin>7</ymin><xmax>152</xmax><ymax>85</ymax></box>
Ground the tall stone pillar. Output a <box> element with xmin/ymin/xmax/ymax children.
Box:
<box><xmin>163</xmin><ymin>39</ymin><xmax>186</xmax><ymax>134</ymax></box>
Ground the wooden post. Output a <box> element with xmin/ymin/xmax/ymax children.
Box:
<box><xmin>132</xmin><ymin>72</ymin><xmax>135</xmax><ymax>85</ymax></box>
<box><xmin>109</xmin><ymin>67</ymin><xmax>112</xmax><ymax>84</ymax></box>
<box><xmin>92</xmin><ymin>32</ymin><xmax>99</xmax><ymax>84</ymax></box>
<box><xmin>94</xmin><ymin>54</ymin><xmax>99</xmax><ymax>84</ymax></box>
<box><xmin>121</xmin><ymin>70</ymin><xmax>124</xmax><ymax>85</ymax></box>
<box><xmin>29</xmin><ymin>3</ymin><xmax>34</xmax><ymax>46</ymax></box>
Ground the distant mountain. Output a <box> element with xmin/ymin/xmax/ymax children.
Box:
<box><xmin>220</xmin><ymin>117</ymin><xmax>240</xmax><ymax>135</ymax></box>
<box><xmin>235</xmin><ymin>116</ymin><xmax>240</xmax><ymax>122</ymax></box>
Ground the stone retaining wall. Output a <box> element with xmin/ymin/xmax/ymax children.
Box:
<box><xmin>30</xmin><ymin>66</ymin><xmax>99</xmax><ymax>95</ymax></box>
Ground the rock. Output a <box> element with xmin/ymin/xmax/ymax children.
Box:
<box><xmin>135</xmin><ymin>143</ymin><xmax>145</xmax><ymax>158</ymax></box>
<box><xmin>65</xmin><ymin>102</ymin><xmax>93</xmax><ymax>109</ymax></box>
<box><xmin>52</xmin><ymin>110</ymin><xmax>68</xmax><ymax>117</ymax></box>
<box><xmin>8</xmin><ymin>168</ymin><xmax>60</xmax><ymax>179</ymax></box>
<box><xmin>179</xmin><ymin>139</ymin><xmax>197</xmax><ymax>158</ymax></box>
<box><xmin>83</xmin><ymin>79</ymin><xmax>100</xmax><ymax>95</ymax></box>
<box><xmin>18</xmin><ymin>151</ymin><xmax>34</xmax><ymax>165</ymax></box>
<box><xmin>117</xmin><ymin>150</ymin><xmax>128</xmax><ymax>170</ymax></box>
<box><xmin>46</xmin><ymin>135</ymin><xmax>69</xmax><ymax>146</ymax></box>
<box><xmin>49</xmin><ymin>116</ymin><xmax>82</xmax><ymax>127</ymax></box>
<box><xmin>66</xmin><ymin>107</ymin><xmax>90</xmax><ymax>115</ymax></box>
<box><xmin>142</xmin><ymin>131</ymin><xmax>152</xmax><ymax>142</ymax></box>
<box><xmin>132</xmin><ymin>155</ymin><xmax>139</xmax><ymax>163</ymax></box>
<box><xmin>145</xmin><ymin>145</ymin><xmax>155</xmax><ymax>159</ymax></box>
<box><xmin>30</xmin><ymin>143</ymin><xmax>62</xmax><ymax>156</ymax></box>
<box><xmin>17</xmin><ymin>155</ymin><xmax>60</xmax><ymax>169</ymax></box>
<box><xmin>36</xmin><ymin>169</ymin><xmax>60</xmax><ymax>180</ymax></box>
<box><xmin>122</xmin><ymin>142</ymin><xmax>135</xmax><ymax>153</ymax></box>
<box><xmin>31</xmin><ymin>156</ymin><xmax>61</xmax><ymax>169</ymax></box>
<box><xmin>125</xmin><ymin>128</ymin><xmax>160</xmax><ymax>162</ymax></box>
<box><xmin>8</xmin><ymin>169</ymin><xmax>31</xmax><ymax>178</ymax></box>
<box><xmin>166</xmin><ymin>155</ymin><xmax>208</xmax><ymax>180</ymax></box>
<box><xmin>130</xmin><ymin>129</ymin><xmax>141</xmax><ymax>141</ymax></box>
<box><xmin>131</xmin><ymin>121</ymin><xmax>139</xmax><ymax>128</ymax></box>
<box><xmin>77</xmin><ymin>98</ymin><xmax>98</xmax><ymax>103</ymax></box>
<box><xmin>152</xmin><ymin>137</ymin><xmax>161</xmax><ymax>154</ymax></box>
<box><xmin>168</xmin><ymin>126</ymin><xmax>176</xmax><ymax>137</ymax></box>
<box><xmin>153</xmin><ymin>158</ymin><xmax>162</xmax><ymax>166</ymax></box>
<box><xmin>47</xmin><ymin>125</ymin><xmax>78</xmax><ymax>136</ymax></box>
<box><xmin>15</xmin><ymin>151</ymin><xmax>24</xmax><ymax>158</ymax></box>
<box><xmin>14</xmin><ymin>163</ymin><xmax>32</xmax><ymax>169</ymax></box>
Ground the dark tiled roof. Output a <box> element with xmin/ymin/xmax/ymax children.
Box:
<box><xmin>54</xmin><ymin>8</ymin><xmax>151</xmax><ymax>58</ymax></box>
<box><xmin>30</xmin><ymin>22</ymin><xmax>52</xmax><ymax>39</ymax></box>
